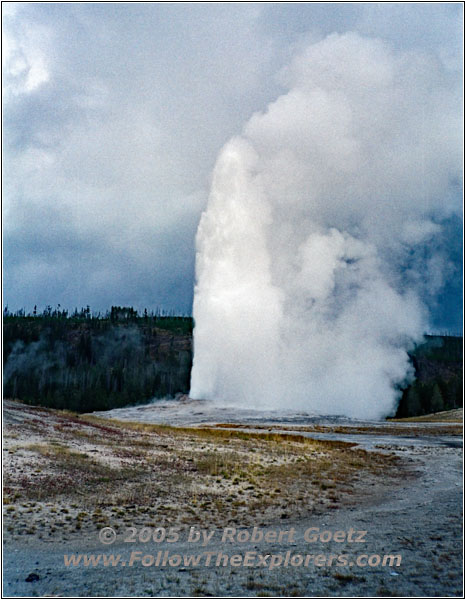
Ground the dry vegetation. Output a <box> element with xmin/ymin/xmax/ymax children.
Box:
<box><xmin>212</xmin><ymin>419</ymin><xmax>463</xmax><ymax>437</ymax></box>
<box><xmin>389</xmin><ymin>408</ymin><xmax>463</xmax><ymax>423</ymax></box>
<box><xmin>3</xmin><ymin>399</ymin><xmax>405</xmax><ymax>545</ymax></box>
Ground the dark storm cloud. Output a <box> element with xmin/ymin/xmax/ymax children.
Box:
<box><xmin>4</xmin><ymin>200</ymin><xmax>196</xmax><ymax>315</ymax></box>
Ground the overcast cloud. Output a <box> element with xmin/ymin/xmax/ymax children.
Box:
<box><xmin>3</xmin><ymin>2</ymin><xmax>462</xmax><ymax>328</ymax></box>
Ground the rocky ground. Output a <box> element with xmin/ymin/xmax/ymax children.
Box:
<box><xmin>2</xmin><ymin>399</ymin><xmax>463</xmax><ymax>597</ymax></box>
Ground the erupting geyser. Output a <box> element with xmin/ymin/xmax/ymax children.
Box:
<box><xmin>190</xmin><ymin>33</ymin><xmax>461</xmax><ymax>419</ymax></box>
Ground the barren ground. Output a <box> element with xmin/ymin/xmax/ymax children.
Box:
<box><xmin>2</xmin><ymin>399</ymin><xmax>463</xmax><ymax>597</ymax></box>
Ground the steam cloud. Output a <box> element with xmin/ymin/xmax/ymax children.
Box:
<box><xmin>190</xmin><ymin>33</ymin><xmax>461</xmax><ymax>419</ymax></box>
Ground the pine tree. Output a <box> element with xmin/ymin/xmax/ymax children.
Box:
<box><xmin>406</xmin><ymin>385</ymin><xmax>421</xmax><ymax>417</ymax></box>
<box><xmin>430</xmin><ymin>384</ymin><xmax>444</xmax><ymax>414</ymax></box>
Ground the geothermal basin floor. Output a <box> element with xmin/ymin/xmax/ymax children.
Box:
<box><xmin>92</xmin><ymin>398</ymin><xmax>462</xmax><ymax>451</ymax></box>
<box><xmin>3</xmin><ymin>398</ymin><xmax>463</xmax><ymax>597</ymax></box>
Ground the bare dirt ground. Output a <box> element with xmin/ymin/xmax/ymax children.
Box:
<box><xmin>2</xmin><ymin>399</ymin><xmax>463</xmax><ymax>597</ymax></box>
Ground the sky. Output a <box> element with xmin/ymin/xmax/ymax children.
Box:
<box><xmin>3</xmin><ymin>2</ymin><xmax>463</xmax><ymax>330</ymax></box>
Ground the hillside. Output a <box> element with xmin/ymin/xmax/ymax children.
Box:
<box><xmin>395</xmin><ymin>335</ymin><xmax>463</xmax><ymax>418</ymax></box>
<box><xmin>391</xmin><ymin>408</ymin><xmax>463</xmax><ymax>423</ymax></box>
<box><xmin>3</xmin><ymin>309</ymin><xmax>462</xmax><ymax>416</ymax></box>
<box><xmin>3</xmin><ymin>308</ymin><xmax>192</xmax><ymax>412</ymax></box>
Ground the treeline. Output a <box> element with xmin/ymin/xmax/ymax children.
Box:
<box><xmin>3</xmin><ymin>307</ymin><xmax>192</xmax><ymax>412</ymax></box>
<box><xmin>3</xmin><ymin>305</ymin><xmax>193</xmax><ymax>334</ymax></box>
<box><xmin>3</xmin><ymin>309</ymin><xmax>462</xmax><ymax>418</ymax></box>
<box><xmin>396</xmin><ymin>335</ymin><xmax>463</xmax><ymax>417</ymax></box>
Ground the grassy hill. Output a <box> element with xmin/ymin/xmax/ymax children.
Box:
<box><xmin>391</xmin><ymin>408</ymin><xmax>463</xmax><ymax>423</ymax></box>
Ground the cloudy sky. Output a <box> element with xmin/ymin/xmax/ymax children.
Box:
<box><xmin>3</xmin><ymin>2</ymin><xmax>463</xmax><ymax>329</ymax></box>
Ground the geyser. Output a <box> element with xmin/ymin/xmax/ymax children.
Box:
<box><xmin>190</xmin><ymin>33</ymin><xmax>461</xmax><ymax>419</ymax></box>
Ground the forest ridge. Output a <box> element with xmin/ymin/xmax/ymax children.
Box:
<box><xmin>3</xmin><ymin>306</ymin><xmax>462</xmax><ymax>417</ymax></box>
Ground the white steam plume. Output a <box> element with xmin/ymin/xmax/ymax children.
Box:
<box><xmin>190</xmin><ymin>33</ymin><xmax>461</xmax><ymax>419</ymax></box>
